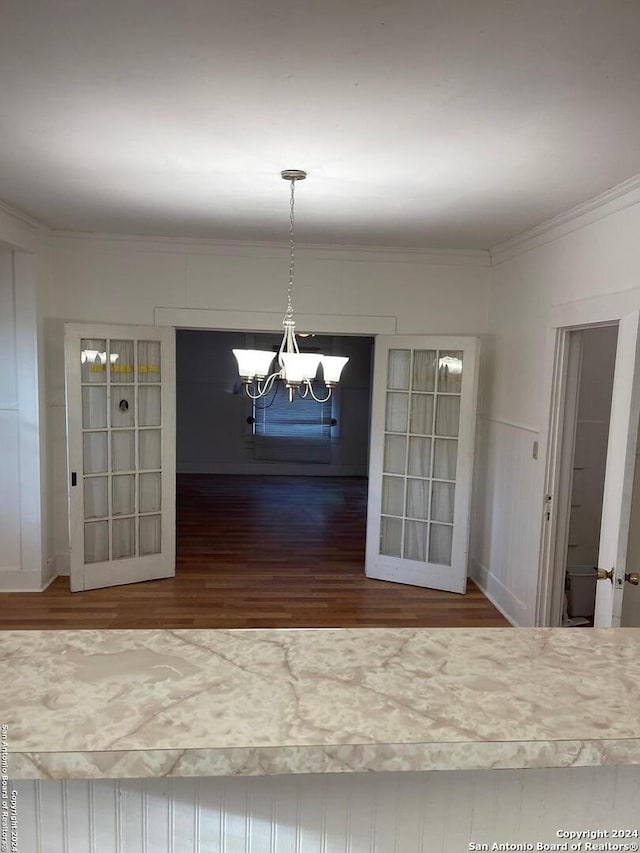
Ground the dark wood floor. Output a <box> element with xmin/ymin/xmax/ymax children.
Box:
<box><xmin>0</xmin><ymin>475</ymin><xmax>508</xmax><ymax>629</ymax></box>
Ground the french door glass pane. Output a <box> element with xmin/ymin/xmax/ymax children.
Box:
<box><xmin>113</xmin><ymin>474</ymin><xmax>135</xmax><ymax>515</ymax></box>
<box><xmin>84</xmin><ymin>477</ymin><xmax>108</xmax><ymax>519</ymax></box>
<box><xmin>139</xmin><ymin>386</ymin><xmax>161</xmax><ymax>426</ymax></box>
<box><xmin>138</xmin><ymin>341</ymin><xmax>161</xmax><ymax>382</ymax></box>
<box><xmin>409</xmin><ymin>394</ymin><xmax>434</xmax><ymax>435</ymax></box>
<box><xmin>84</xmin><ymin>521</ymin><xmax>109</xmax><ymax>563</ymax></box>
<box><xmin>433</xmin><ymin>439</ymin><xmax>458</xmax><ymax>480</ymax></box>
<box><xmin>404</xmin><ymin>521</ymin><xmax>428</xmax><ymax>561</ymax></box>
<box><xmin>140</xmin><ymin>515</ymin><xmax>161</xmax><ymax>555</ymax></box>
<box><xmin>429</xmin><ymin>523</ymin><xmax>453</xmax><ymax>565</ymax></box>
<box><xmin>376</xmin><ymin>342</ymin><xmax>467</xmax><ymax>574</ymax></box>
<box><xmin>83</xmin><ymin>432</ymin><xmax>108</xmax><ymax>474</ymax></box>
<box><xmin>435</xmin><ymin>396</ymin><xmax>460</xmax><ymax>437</ymax></box>
<box><xmin>408</xmin><ymin>436</ymin><xmax>431</xmax><ymax>476</ymax></box>
<box><xmin>140</xmin><ymin>472</ymin><xmax>162</xmax><ymax>513</ymax></box>
<box><xmin>437</xmin><ymin>351</ymin><xmax>463</xmax><ymax>393</ymax></box>
<box><xmin>139</xmin><ymin>430</ymin><xmax>161</xmax><ymax>470</ymax></box>
<box><xmin>383</xmin><ymin>435</ymin><xmax>406</xmax><ymax>475</ymax></box>
<box><xmin>113</xmin><ymin>517</ymin><xmax>135</xmax><ymax>559</ymax></box>
<box><xmin>81</xmin><ymin>339</ymin><xmax>107</xmax><ymax>383</ymax></box>
<box><xmin>406</xmin><ymin>478</ymin><xmax>429</xmax><ymax>520</ymax></box>
<box><xmin>110</xmin><ymin>340</ymin><xmax>134</xmax><ymax>381</ymax></box>
<box><xmin>387</xmin><ymin>350</ymin><xmax>410</xmax><ymax>390</ymax></box>
<box><xmin>380</xmin><ymin>517</ymin><xmax>402</xmax><ymax>557</ymax></box>
<box><xmin>411</xmin><ymin>350</ymin><xmax>437</xmax><ymax>392</ymax></box>
<box><xmin>382</xmin><ymin>476</ymin><xmax>404</xmax><ymax>516</ymax></box>
<box><xmin>112</xmin><ymin>430</ymin><xmax>135</xmax><ymax>472</ymax></box>
<box><xmin>431</xmin><ymin>482</ymin><xmax>455</xmax><ymax>523</ymax></box>
<box><xmin>80</xmin><ymin>333</ymin><xmax>164</xmax><ymax>570</ymax></box>
<box><xmin>111</xmin><ymin>386</ymin><xmax>135</xmax><ymax>428</ymax></box>
<box><xmin>82</xmin><ymin>387</ymin><xmax>107</xmax><ymax>429</ymax></box>
<box><xmin>385</xmin><ymin>392</ymin><xmax>408</xmax><ymax>433</ymax></box>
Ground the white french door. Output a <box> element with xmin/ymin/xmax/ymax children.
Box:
<box><xmin>65</xmin><ymin>323</ymin><xmax>176</xmax><ymax>592</ymax></box>
<box><xmin>366</xmin><ymin>336</ymin><xmax>480</xmax><ymax>593</ymax></box>
<box><xmin>593</xmin><ymin>311</ymin><xmax>640</xmax><ymax>626</ymax></box>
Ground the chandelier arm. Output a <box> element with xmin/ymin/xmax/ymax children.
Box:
<box><xmin>304</xmin><ymin>381</ymin><xmax>333</xmax><ymax>403</ymax></box>
<box><xmin>243</xmin><ymin>384</ymin><xmax>269</xmax><ymax>401</ymax></box>
<box><xmin>242</xmin><ymin>370</ymin><xmax>281</xmax><ymax>400</ymax></box>
<box><xmin>251</xmin><ymin>379</ymin><xmax>281</xmax><ymax>409</ymax></box>
<box><xmin>260</xmin><ymin>371</ymin><xmax>282</xmax><ymax>395</ymax></box>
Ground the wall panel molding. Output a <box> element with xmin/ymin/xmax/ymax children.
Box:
<box><xmin>470</xmin><ymin>416</ymin><xmax>540</xmax><ymax>625</ymax></box>
<box><xmin>13</xmin><ymin>766</ymin><xmax>640</xmax><ymax>852</ymax></box>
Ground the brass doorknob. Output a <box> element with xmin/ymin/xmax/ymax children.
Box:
<box><xmin>594</xmin><ymin>567</ymin><xmax>614</xmax><ymax>582</ymax></box>
<box><xmin>625</xmin><ymin>572</ymin><xmax>640</xmax><ymax>586</ymax></box>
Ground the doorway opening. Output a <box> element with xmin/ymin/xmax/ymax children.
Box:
<box><xmin>546</xmin><ymin>324</ymin><xmax>619</xmax><ymax>627</ymax></box>
<box><xmin>561</xmin><ymin>326</ymin><xmax>618</xmax><ymax>625</ymax></box>
<box><xmin>176</xmin><ymin>329</ymin><xmax>374</xmax><ymax>479</ymax></box>
<box><xmin>174</xmin><ymin>329</ymin><xmax>376</xmax><ymax>622</ymax></box>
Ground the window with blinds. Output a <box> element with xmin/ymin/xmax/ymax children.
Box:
<box><xmin>252</xmin><ymin>385</ymin><xmax>334</xmax><ymax>463</ymax></box>
<box><xmin>253</xmin><ymin>385</ymin><xmax>332</xmax><ymax>438</ymax></box>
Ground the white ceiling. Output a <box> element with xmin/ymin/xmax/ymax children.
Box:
<box><xmin>1</xmin><ymin>0</ymin><xmax>639</xmax><ymax>249</ymax></box>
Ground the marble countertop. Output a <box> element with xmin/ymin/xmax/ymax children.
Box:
<box><xmin>3</xmin><ymin>627</ymin><xmax>640</xmax><ymax>780</ymax></box>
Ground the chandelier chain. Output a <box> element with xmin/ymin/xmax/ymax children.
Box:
<box><xmin>286</xmin><ymin>178</ymin><xmax>295</xmax><ymax>321</ymax></box>
<box><xmin>231</xmin><ymin>169</ymin><xmax>348</xmax><ymax>404</ymax></box>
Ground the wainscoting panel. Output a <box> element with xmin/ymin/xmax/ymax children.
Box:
<box><xmin>12</xmin><ymin>767</ymin><xmax>640</xmax><ymax>852</ymax></box>
<box><xmin>470</xmin><ymin>415</ymin><xmax>540</xmax><ymax>625</ymax></box>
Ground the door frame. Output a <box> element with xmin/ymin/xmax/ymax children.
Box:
<box><xmin>160</xmin><ymin>315</ymin><xmax>480</xmax><ymax>595</ymax></box>
<box><xmin>536</xmin><ymin>289</ymin><xmax>640</xmax><ymax>627</ymax></box>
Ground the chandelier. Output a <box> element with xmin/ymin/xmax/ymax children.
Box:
<box><xmin>232</xmin><ymin>170</ymin><xmax>349</xmax><ymax>403</ymax></box>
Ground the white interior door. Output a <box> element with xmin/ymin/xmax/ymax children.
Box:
<box><xmin>621</xmin><ymin>437</ymin><xmax>640</xmax><ymax>627</ymax></box>
<box><xmin>594</xmin><ymin>311</ymin><xmax>640</xmax><ymax>626</ymax></box>
<box><xmin>366</xmin><ymin>336</ymin><xmax>479</xmax><ymax>593</ymax></box>
<box><xmin>65</xmin><ymin>323</ymin><xmax>176</xmax><ymax>591</ymax></box>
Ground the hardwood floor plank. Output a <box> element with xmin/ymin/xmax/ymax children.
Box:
<box><xmin>0</xmin><ymin>475</ymin><xmax>509</xmax><ymax>629</ymax></box>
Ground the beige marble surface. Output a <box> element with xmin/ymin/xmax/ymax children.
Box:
<box><xmin>3</xmin><ymin>627</ymin><xmax>640</xmax><ymax>779</ymax></box>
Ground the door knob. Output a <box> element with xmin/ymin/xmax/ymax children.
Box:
<box><xmin>625</xmin><ymin>572</ymin><xmax>640</xmax><ymax>586</ymax></box>
<box><xmin>594</xmin><ymin>567</ymin><xmax>614</xmax><ymax>582</ymax></box>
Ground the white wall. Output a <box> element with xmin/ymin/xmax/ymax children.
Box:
<box><xmin>0</xmin><ymin>251</ymin><xmax>21</xmax><ymax>577</ymax></box>
<box><xmin>0</xmin><ymin>208</ymin><xmax>50</xmax><ymax>591</ymax></box>
<box><xmin>471</xmin><ymin>192</ymin><xmax>640</xmax><ymax>625</ymax></box>
<box><xmin>42</xmin><ymin>235</ymin><xmax>491</xmax><ymax>574</ymax></box>
<box><xmin>13</xmin><ymin>765</ymin><xmax>640</xmax><ymax>852</ymax></box>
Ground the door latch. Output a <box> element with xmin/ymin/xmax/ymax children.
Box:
<box><xmin>71</xmin><ymin>472</ymin><xmax>77</xmax><ymax>487</ymax></box>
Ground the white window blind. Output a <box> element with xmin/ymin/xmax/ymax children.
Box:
<box><xmin>252</xmin><ymin>385</ymin><xmax>333</xmax><ymax>463</ymax></box>
<box><xmin>253</xmin><ymin>386</ymin><xmax>332</xmax><ymax>438</ymax></box>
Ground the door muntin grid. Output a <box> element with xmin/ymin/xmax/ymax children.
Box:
<box><xmin>81</xmin><ymin>338</ymin><xmax>162</xmax><ymax>564</ymax></box>
<box><xmin>379</xmin><ymin>348</ymin><xmax>462</xmax><ymax>566</ymax></box>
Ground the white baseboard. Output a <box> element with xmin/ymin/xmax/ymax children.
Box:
<box><xmin>0</xmin><ymin>567</ymin><xmax>56</xmax><ymax>592</ymax></box>
<box><xmin>54</xmin><ymin>553</ymin><xmax>70</xmax><ymax>577</ymax></box>
<box><xmin>468</xmin><ymin>558</ymin><xmax>528</xmax><ymax>626</ymax></box>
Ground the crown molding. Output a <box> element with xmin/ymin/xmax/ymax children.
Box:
<box><xmin>490</xmin><ymin>173</ymin><xmax>640</xmax><ymax>265</ymax></box>
<box><xmin>44</xmin><ymin>230</ymin><xmax>491</xmax><ymax>267</ymax></box>
<box><xmin>0</xmin><ymin>199</ymin><xmax>47</xmax><ymax>231</ymax></box>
